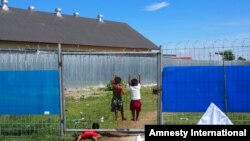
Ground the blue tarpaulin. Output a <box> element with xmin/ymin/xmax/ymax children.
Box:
<box><xmin>226</xmin><ymin>66</ymin><xmax>250</xmax><ymax>112</ymax></box>
<box><xmin>162</xmin><ymin>66</ymin><xmax>250</xmax><ymax>112</ymax></box>
<box><xmin>0</xmin><ymin>70</ymin><xmax>59</xmax><ymax>114</ymax></box>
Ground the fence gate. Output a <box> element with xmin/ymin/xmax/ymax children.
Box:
<box><xmin>61</xmin><ymin>51</ymin><xmax>161</xmax><ymax>132</ymax></box>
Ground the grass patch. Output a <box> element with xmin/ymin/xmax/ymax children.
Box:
<box><xmin>65</xmin><ymin>86</ymin><xmax>157</xmax><ymax>129</ymax></box>
<box><xmin>1</xmin><ymin>86</ymin><xmax>250</xmax><ymax>140</ymax></box>
<box><xmin>163</xmin><ymin>112</ymin><xmax>250</xmax><ymax>125</ymax></box>
<box><xmin>0</xmin><ymin>86</ymin><xmax>157</xmax><ymax>140</ymax></box>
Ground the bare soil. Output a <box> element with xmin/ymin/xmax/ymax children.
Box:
<box><xmin>65</xmin><ymin>87</ymin><xmax>157</xmax><ymax>141</ymax></box>
<box><xmin>101</xmin><ymin>110</ymin><xmax>157</xmax><ymax>141</ymax></box>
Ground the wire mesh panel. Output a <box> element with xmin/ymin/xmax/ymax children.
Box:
<box><xmin>62</xmin><ymin>52</ymin><xmax>159</xmax><ymax>131</ymax></box>
<box><xmin>63</xmin><ymin>53</ymin><xmax>158</xmax><ymax>88</ymax></box>
<box><xmin>162</xmin><ymin>39</ymin><xmax>250</xmax><ymax>125</ymax></box>
<box><xmin>0</xmin><ymin>49</ymin><xmax>60</xmax><ymax>139</ymax></box>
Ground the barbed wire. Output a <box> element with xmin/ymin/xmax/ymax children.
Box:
<box><xmin>163</xmin><ymin>38</ymin><xmax>250</xmax><ymax>49</ymax></box>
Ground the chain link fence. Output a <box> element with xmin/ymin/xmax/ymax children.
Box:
<box><xmin>162</xmin><ymin>39</ymin><xmax>250</xmax><ymax>125</ymax></box>
<box><xmin>1</xmin><ymin>38</ymin><xmax>250</xmax><ymax>140</ymax></box>
<box><xmin>0</xmin><ymin>49</ymin><xmax>60</xmax><ymax>138</ymax></box>
<box><xmin>62</xmin><ymin>52</ymin><xmax>159</xmax><ymax>132</ymax></box>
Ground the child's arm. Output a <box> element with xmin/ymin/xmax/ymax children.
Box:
<box><xmin>138</xmin><ymin>74</ymin><xmax>141</xmax><ymax>83</ymax></box>
<box><xmin>128</xmin><ymin>74</ymin><xmax>131</xmax><ymax>86</ymax></box>
<box><xmin>111</xmin><ymin>75</ymin><xmax>116</xmax><ymax>84</ymax></box>
<box><xmin>93</xmin><ymin>133</ymin><xmax>102</xmax><ymax>141</ymax></box>
<box><xmin>76</xmin><ymin>135</ymin><xmax>81</xmax><ymax>141</ymax></box>
<box><xmin>121</xmin><ymin>86</ymin><xmax>125</xmax><ymax>94</ymax></box>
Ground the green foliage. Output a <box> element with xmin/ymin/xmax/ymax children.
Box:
<box><xmin>238</xmin><ymin>56</ymin><xmax>246</xmax><ymax>61</ymax></box>
<box><xmin>105</xmin><ymin>81</ymin><xmax>113</xmax><ymax>91</ymax></box>
<box><xmin>105</xmin><ymin>80</ymin><xmax>127</xmax><ymax>91</ymax></box>
<box><xmin>215</xmin><ymin>50</ymin><xmax>235</xmax><ymax>61</ymax></box>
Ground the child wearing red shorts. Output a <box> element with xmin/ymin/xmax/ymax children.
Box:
<box><xmin>128</xmin><ymin>74</ymin><xmax>142</xmax><ymax>121</ymax></box>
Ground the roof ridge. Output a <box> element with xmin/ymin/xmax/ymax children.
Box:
<box><xmin>4</xmin><ymin>6</ymin><xmax>126</xmax><ymax>24</ymax></box>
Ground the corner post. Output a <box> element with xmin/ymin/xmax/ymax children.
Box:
<box><xmin>58</xmin><ymin>43</ymin><xmax>65</xmax><ymax>135</ymax></box>
<box><xmin>157</xmin><ymin>46</ymin><xmax>163</xmax><ymax>124</ymax></box>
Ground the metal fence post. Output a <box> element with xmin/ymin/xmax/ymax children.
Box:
<box><xmin>222</xmin><ymin>47</ymin><xmax>228</xmax><ymax>113</ymax></box>
<box><xmin>157</xmin><ymin>46</ymin><xmax>163</xmax><ymax>124</ymax></box>
<box><xmin>58</xmin><ymin>43</ymin><xmax>65</xmax><ymax>135</ymax></box>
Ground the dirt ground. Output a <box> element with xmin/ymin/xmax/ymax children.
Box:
<box><xmin>102</xmin><ymin>135</ymin><xmax>141</xmax><ymax>141</ymax></box>
<box><xmin>100</xmin><ymin>110</ymin><xmax>157</xmax><ymax>141</ymax></box>
<box><xmin>65</xmin><ymin>87</ymin><xmax>156</xmax><ymax>141</ymax></box>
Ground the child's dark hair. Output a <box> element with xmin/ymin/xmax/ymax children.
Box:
<box><xmin>92</xmin><ymin>122</ymin><xmax>100</xmax><ymax>129</ymax></box>
<box><xmin>114</xmin><ymin>77</ymin><xmax>121</xmax><ymax>85</ymax></box>
<box><xmin>131</xmin><ymin>78</ymin><xmax>138</xmax><ymax>86</ymax></box>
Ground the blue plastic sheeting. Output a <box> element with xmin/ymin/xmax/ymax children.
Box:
<box><xmin>162</xmin><ymin>66</ymin><xmax>250</xmax><ymax>112</ymax></box>
<box><xmin>0</xmin><ymin>70</ymin><xmax>59</xmax><ymax>114</ymax></box>
<box><xmin>226</xmin><ymin>66</ymin><xmax>250</xmax><ymax>112</ymax></box>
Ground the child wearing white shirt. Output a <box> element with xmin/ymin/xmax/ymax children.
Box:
<box><xmin>128</xmin><ymin>74</ymin><xmax>141</xmax><ymax>121</ymax></box>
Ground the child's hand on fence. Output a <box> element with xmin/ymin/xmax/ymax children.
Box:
<box><xmin>128</xmin><ymin>74</ymin><xmax>131</xmax><ymax>85</ymax></box>
<box><xmin>138</xmin><ymin>74</ymin><xmax>141</xmax><ymax>83</ymax></box>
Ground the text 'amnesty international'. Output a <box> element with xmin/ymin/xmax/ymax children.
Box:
<box><xmin>149</xmin><ymin>129</ymin><xmax>246</xmax><ymax>138</ymax></box>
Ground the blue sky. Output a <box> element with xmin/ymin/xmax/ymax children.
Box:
<box><xmin>7</xmin><ymin>0</ymin><xmax>250</xmax><ymax>46</ymax></box>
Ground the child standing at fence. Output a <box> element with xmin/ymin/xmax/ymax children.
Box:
<box><xmin>111</xmin><ymin>75</ymin><xmax>127</xmax><ymax>120</ymax></box>
<box><xmin>76</xmin><ymin>122</ymin><xmax>101</xmax><ymax>141</ymax></box>
<box><xmin>128</xmin><ymin>74</ymin><xmax>142</xmax><ymax>121</ymax></box>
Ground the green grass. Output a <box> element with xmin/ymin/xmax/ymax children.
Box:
<box><xmin>163</xmin><ymin>112</ymin><xmax>250</xmax><ymax>125</ymax></box>
<box><xmin>65</xmin><ymin>86</ymin><xmax>157</xmax><ymax>129</ymax></box>
<box><xmin>0</xmin><ymin>86</ymin><xmax>157</xmax><ymax>140</ymax></box>
<box><xmin>1</xmin><ymin>86</ymin><xmax>250</xmax><ymax>140</ymax></box>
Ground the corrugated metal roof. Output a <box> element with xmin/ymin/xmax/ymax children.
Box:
<box><xmin>0</xmin><ymin>7</ymin><xmax>159</xmax><ymax>50</ymax></box>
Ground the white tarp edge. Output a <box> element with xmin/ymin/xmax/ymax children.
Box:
<box><xmin>197</xmin><ymin>102</ymin><xmax>233</xmax><ymax>125</ymax></box>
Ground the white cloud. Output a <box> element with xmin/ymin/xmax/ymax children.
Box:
<box><xmin>144</xmin><ymin>2</ymin><xmax>169</xmax><ymax>12</ymax></box>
